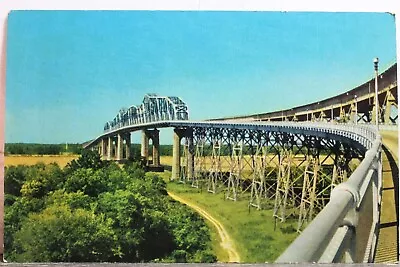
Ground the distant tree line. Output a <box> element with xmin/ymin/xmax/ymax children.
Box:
<box><xmin>130</xmin><ymin>144</ymin><xmax>173</xmax><ymax>157</ymax></box>
<box><xmin>4</xmin><ymin>151</ymin><xmax>216</xmax><ymax>263</ymax></box>
<box><xmin>5</xmin><ymin>143</ymin><xmax>83</xmax><ymax>155</ymax></box>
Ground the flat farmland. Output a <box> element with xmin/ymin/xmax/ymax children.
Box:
<box><xmin>5</xmin><ymin>155</ymin><xmax>79</xmax><ymax>168</ymax></box>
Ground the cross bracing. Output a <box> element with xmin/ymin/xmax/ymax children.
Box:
<box><xmin>172</xmin><ymin>124</ymin><xmax>365</xmax><ymax>226</ymax></box>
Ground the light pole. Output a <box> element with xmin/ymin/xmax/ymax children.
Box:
<box><xmin>354</xmin><ymin>95</ymin><xmax>358</xmax><ymax>124</ymax></box>
<box><xmin>306</xmin><ymin>109</ymin><xmax>309</xmax><ymax>122</ymax></box>
<box><xmin>374</xmin><ymin>57</ymin><xmax>379</xmax><ymax>130</ymax></box>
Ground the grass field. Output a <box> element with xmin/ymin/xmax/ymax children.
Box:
<box><xmin>153</xmin><ymin>170</ymin><xmax>299</xmax><ymax>263</ymax></box>
<box><xmin>5</xmin><ymin>155</ymin><xmax>79</xmax><ymax>168</ymax></box>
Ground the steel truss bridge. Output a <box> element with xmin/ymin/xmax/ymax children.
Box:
<box><xmin>84</xmin><ymin>63</ymin><xmax>398</xmax><ymax>263</ymax></box>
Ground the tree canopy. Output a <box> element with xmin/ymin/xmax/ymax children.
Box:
<box><xmin>4</xmin><ymin>151</ymin><xmax>216</xmax><ymax>263</ymax></box>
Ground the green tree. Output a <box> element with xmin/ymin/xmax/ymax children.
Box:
<box><xmin>46</xmin><ymin>190</ymin><xmax>92</xmax><ymax>210</ymax></box>
<box><xmin>5</xmin><ymin>165</ymin><xmax>28</xmax><ymax>197</ymax></box>
<box><xmin>5</xmin><ymin>196</ymin><xmax>46</xmax><ymax>258</ymax></box>
<box><xmin>95</xmin><ymin>190</ymin><xmax>146</xmax><ymax>261</ymax></box>
<box><xmin>13</xmin><ymin>204</ymin><xmax>117</xmax><ymax>262</ymax></box>
<box><xmin>64</xmin><ymin>168</ymin><xmax>107</xmax><ymax>197</ymax></box>
<box><xmin>65</xmin><ymin>150</ymin><xmax>104</xmax><ymax>173</ymax></box>
<box><xmin>20</xmin><ymin>163</ymin><xmax>63</xmax><ymax>199</ymax></box>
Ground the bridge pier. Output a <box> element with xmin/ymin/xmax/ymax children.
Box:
<box><xmin>100</xmin><ymin>139</ymin><xmax>106</xmax><ymax>159</ymax></box>
<box><xmin>141</xmin><ymin>129</ymin><xmax>161</xmax><ymax>167</ymax></box>
<box><xmin>125</xmin><ymin>133</ymin><xmax>131</xmax><ymax>160</ymax></box>
<box><xmin>107</xmin><ymin>136</ymin><xmax>112</xmax><ymax>160</ymax></box>
<box><xmin>141</xmin><ymin>129</ymin><xmax>161</xmax><ymax>168</ymax></box>
<box><xmin>141</xmin><ymin>130</ymin><xmax>149</xmax><ymax>161</ymax></box>
<box><xmin>116</xmin><ymin>133</ymin><xmax>123</xmax><ymax>161</ymax></box>
<box><xmin>172</xmin><ymin>128</ymin><xmax>193</xmax><ymax>181</ymax></box>
<box><xmin>114</xmin><ymin>133</ymin><xmax>131</xmax><ymax>161</ymax></box>
<box><xmin>149</xmin><ymin>129</ymin><xmax>160</xmax><ymax>166</ymax></box>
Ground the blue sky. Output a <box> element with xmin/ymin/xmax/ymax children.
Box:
<box><xmin>6</xmin><ymin>11</ymin><xmax>397</xmax><ymax>144</ymax></box>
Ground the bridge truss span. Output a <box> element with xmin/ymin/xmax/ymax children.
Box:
<box><xmin>103</xmin><ymin>94</ymin><xmax>189</xmax><ymax>132</ymax></box>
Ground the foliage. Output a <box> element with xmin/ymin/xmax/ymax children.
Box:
<box><xmin>13</xmin><ymin>204</ymin><xmax>117</xmax><ymax>262</ymax></box>
<box><xmin>5</xmin><ymin>165</ymin><xmax>27</xmax><ymax>197</ymax></box>
<box><xmin>130</xmin><ymin>144</ymin><xmax>174</xmax><ymax>157</ymax></box>
<box><xmin>5</xmin><ymin>143</ymin><xmax>82</xmax><ymax>155</ymax></box>
<box><xmin>65</xmin><ymin>150</ymin><xmax>104</xmax><ymax>173</ymax></box>
<box><xmin>4</xmin><ymin>153</ymin><xmax>215</xmax><ymax>263</ymax></box>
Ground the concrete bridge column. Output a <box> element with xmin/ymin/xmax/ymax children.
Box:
<box><xmin>172</xmin><ymin>129</ymin><xmax>182</xmax><ymax>180</ymax></box>
<box><xmin>150</xmin><ymin>129</ymin><xmax>160</xmax><ymax>166</ymax></box>
<box><xmin>171</xmin><ymin>128</ymin><xmax>193</xmax><ymax>180</ymax></box>
<box><xmin>107</xmin><ymin>136</ymin><xmax>112</xmax><ymax>160</ymax></box>
<box><xmin>141</xmin><ymin>130</ymin><xmax>149</xmax><ymax>162</ymax></box>
<box><xmin>100</xmin><ymin>139</ymin><xmax>106</xmax><ymax>160</ymax></box>
<box><xmin>102</xmin><ymin>138</ymin><xmax>107</xmax><ymax>159</ymax></box>
<box><xmin>116</xmin><ymin>133</ymin><xmax>123</xmax><ymax>161</ymax></box>
<box><xmin>125</xmin><ymin>133</ymin><xmax>131</xmax><ymax>160</ymax></box>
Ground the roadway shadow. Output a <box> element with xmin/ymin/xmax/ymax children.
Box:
<box><xmin>381</xmin><ymin>145</ymin><xmax>399</xmax><ymax>261</ymax></box>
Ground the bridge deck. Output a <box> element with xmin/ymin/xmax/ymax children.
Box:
<box><xmin>374</xmin><ymin>131</ymin><xmax>399</xmax><ymax>263</ymax></box>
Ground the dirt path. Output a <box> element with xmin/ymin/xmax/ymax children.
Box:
<box><xmin>168</xmin><ymin>192</ymin><xmax>240</xmax><ymax>263</ymax></box>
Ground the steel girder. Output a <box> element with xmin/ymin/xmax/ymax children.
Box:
<box><xmin>104</xmin><ymin>94</ymin><xmax>189</xmax><ymax>132</ymax></box>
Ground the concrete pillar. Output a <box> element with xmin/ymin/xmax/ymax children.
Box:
<box><xmin>107</xmin><ymin>136</ymin><xmax>112</xmax><ymax>160</ymax></box>
<box><xmin>152</xmin><ymin>137</ymin><xmax>160</xmax><ymax>166</ymax></box>
<box><xmin>100</xmin><ymin>139</ymin><xmax>104</xmax><ymax>159</ymax></box>
<box><xmin>102</xmin><ymin>138</ymin><xmax>107</xmax><ymax>159</ymax></box>
<box><xmin>151</xmin><ymin>130</ymin><xmax>160</xmax><ymax>166</ymax></box>
<box><xmin>172</xmin><ymin>128</ymin><xmax>193</xmax><ymax>180</ymax></box>
<box><xmin>125</xmin><ymin>133</ymin><xmax>131</xmax><ymax>160</ymax></box>
<box><xmin>172</xmin><ymin>129</ymin><xmax>181</xmax><ymax>180</ymax></box>
<box><xmin>141</xmin><ymin>130</ymin><xmax>149</xmax><ymax>162</ymax></box>
<box><xmin>116</xmin><ymin>133</ymin><xmax>123</xmax><ymax>161</ymax></box>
